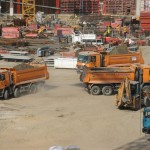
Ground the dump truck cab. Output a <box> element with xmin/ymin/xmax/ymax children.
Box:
<box><xmin>0</xmin><ymin>63</ymin><xmax>49</xmax><ymax>100</ymax></box>
<box><xmin>142</xmin><ymin>107</ymin><xmax>150</xmax><ymax>134</ymax></box>
<box><xmin>76</xmin><ymin>51</ymin><xmax>100</xmax><ymax>73</ymax></box>
<box><xmin>0</xmin><ymin>69</ymin><xmax>13</xmax><ymax>99</ymax></box>
<box><xmin>0</xmin><ymin>69</ymin><xmax>11</xmax><ymax>90</ymax></box>
<box><xmin>77</xmin><ymin>50</ymin><xmax>144</xmax><ymax>73</ymax></box>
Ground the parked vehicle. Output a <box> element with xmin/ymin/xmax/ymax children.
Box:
<box><xmin>143</xmin><ymin>107</ymin><xmax>150</xmax><ymax>134</ymax></box>
<box><xmin>37</xmin><ymin>46</ymin><xmax>54</xmax><ymax>57</ymax></box>
<box><xmin>81</xmin><ymin>65</ymin><xmax>138</xmax><ymax>95</ymax></box>
<box><xmin>77</xmin><ymin>50</ymin><xmax>144</xmax><ymax>73</ymax></box>
<box><xmin>0</xmin><ymin>63</ymin><xmax>49</xmax><ymax>99</ymax></box>
<box><xmin>116</xmin><ymin>65</ymin><xmax>150</xmax><ymax>110</ymax></box>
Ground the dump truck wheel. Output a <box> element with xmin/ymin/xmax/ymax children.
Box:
<box><xmin>134</xmin><ymin>99</ymin><xmax>140</xmax><ymax>111</ymax></box>
<box><xmin>102</xmin><ymin>86</ymin><xmax>113</xmax><ymax>96</ymax></box>
<box><xmin>90</xmin><ymin>85</ymin><xmax>101</xmax><ymax>95</ymax></box>
<box><xmin>4</xmin><ymin>89</ymin><xmax>9</xmax><ymax>100</ymax></box>
<box><xmin>30</xmin><ymin>84</ymin><xmax>37</xmax><ymax>94</ymax></box>
<box><xmin>135</xmin><ymin>68</ymin><xmax>140</xmax><ymax>81</ymax></box>
<box><xmin>14</xmin><ymin>88</ymin><xmax>20</xmax><ymax>98</ymax></box>
<box><xmin>144</xmin><ymin>97</ymin><xmax>150</xmax><ymax>107</ymax></box>
<box><xmin>142</xmin><ymin>86</ymin><xmax>150</xmax><ymax>92</ymax></box>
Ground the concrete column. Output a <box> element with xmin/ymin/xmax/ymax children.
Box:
<box><xmin>136</xmin><ymin>0</ymin><xmax>141</xmax><ymax>17</ymax></box>
<box><xmin>10</xmin><ymin>0</ymin><xmax>14</xmax><ymax>16</ymax></box>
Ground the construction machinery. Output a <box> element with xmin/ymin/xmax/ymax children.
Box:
<box><xmin>116</xmin><ymin>65</ymin><xmax>150</xmax><ymax>110</ymax></box>
<box><xmin>77</xmin><ymin>50</ymin><xmax>144</xmax><ymax>73</ymax></box>
<box><xmin>80</xmin><ymin>65</ymin><xmax>138</xmax><ymax>95</ymax></box>
<box><xmin>0</xmin><ymin>63</ymin><xmax>49</xmax><ymax>100</ymax></box>
<box><xmin>22</xmin><ymin>0</ymin><xmax>36</xmax><ymax>24</ymax></box>
<box><xmin>142</xmin><ymin>107</ymin><xmax>150</xmax><ymax>134</ymax></box>
<box><xmin>116</xmin><ymin>78</ymin><xmax>141</xmax><ymax>110</ymax></box>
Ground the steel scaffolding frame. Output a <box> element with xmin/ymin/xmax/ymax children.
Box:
<box><xmin>102</xmin><ymin>0</ymin><xmax>136</xmax><ymax>15</ymax></box>
<box><xmin>61</xmin><ymin>0</ymin><xmax>100</xmax><ymax>14</ymax></box>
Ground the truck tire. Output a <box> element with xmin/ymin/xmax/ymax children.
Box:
<box><xmin>14</xmin><ymin>88</ymin><xmax>20</xmax><ymax>98</ymax></box>
<box><xmin>30</xmin><ymin>84</ymin><xmax>37</xmax><ymax>94</ymax></box>
<box><xmin>134</xmin><ymin>98</ymin><xmax>140</xmax><ymax>111</ymax></box>
<box><xmin>135</xmin><ymin>68</ymin><xmax>140</xmax><ymax>81</ymax></box>
<box><xmin>102</xmin><ymin>86</ymin><xmax>113</xmax><ymax>96</ymax></box>
<box><xmin>144</xmin><ymin>97</ymin><xmax>150</xmax><ymax>107</ymax></box>
<box><xmin>90</xmin><ymin>85</ymin><xmax>101</xmax><ymax>95</ymax></box>
<box><xmin>3</xmin><ymin>89</ymin><xmax>9</xmax><ymax>100</ymax></box>
<box><xmin>142</xmin><ymin>86</ymin><xmax>150</xmax><ymax>92</ymax></box>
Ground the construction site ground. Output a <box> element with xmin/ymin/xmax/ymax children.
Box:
<box><xmin>0</xmin><ymin>47</ymin><xmax>150</xmax><ymax>150</ymax></box>
<box><xmin>0</xmin><ymin>68</ymin><xmax>147</xmax><ymax>150</ymax></box>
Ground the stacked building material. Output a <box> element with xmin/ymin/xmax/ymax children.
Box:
<box><xmin>61</xmin><ymin>0</ymin><xmax>100</xmax><ymax>14</ymax></box>
<box><xmin>102</xmin><ymin>0</ymin><xmax>136</xmax><ymax>15</ymax></box>
<box><xmin>2</xmin><ymin>27</ymin><xmax>20</xmax><ymax>39</ymax></box>
<box><xmin>140</xmin><ymin>12</ymin><xmax>150</xmax><ymax>31</ymax></box>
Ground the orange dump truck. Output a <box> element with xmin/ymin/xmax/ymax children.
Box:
<box><xmin>0</xmin><ymin>63</ymin><xmax>49</xmax><ymax>99</ymax></box>
<box><xmin>76</xmin><ymin>51</ymin><xmax>144</xmax><ymax>73</ymax></box>
<box><xmin>81</xmin><ymin>65</ymin><xmax>138</xmax><ymax>95</ymax></box>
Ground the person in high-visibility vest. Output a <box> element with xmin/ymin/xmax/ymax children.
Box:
<box><xmin>104</xmin><ymin>26</ymin><xmax>111</xmax><ymax>36</ymax></box>
<box><xmin>123</xmin><ymin>25</ymin><xmax>127</xmax><ymax>38</ymax></box>
<box><xmin>116</xmin><ymin>25</ymin><xmax>121</xmax><ymax>37</ymax></box>
<box><xmin>107</xmin><ymin>26</ymin><xmax>111</xmax><ymax>36</ymax></box>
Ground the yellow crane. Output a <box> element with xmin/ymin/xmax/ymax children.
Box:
<box><xmin>22</xmin><ymin>0</ymin><xmax>35</xmax><ymax>24</ymax></box>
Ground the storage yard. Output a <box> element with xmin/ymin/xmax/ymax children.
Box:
<box><xmin>0</xmin><ymin>0</ymin><xmax>150</xmax><ymax>150</ymax></box>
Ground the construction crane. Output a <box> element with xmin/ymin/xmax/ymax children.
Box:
<box><xmin>22</xmin><ymin>0</ymin><xmax>35</xmax><ymax>24</ymax></box>
<box><xmin>5</xmin><ymin>0</ymin><xmax>60</xmax><ymax>24</ymax></box>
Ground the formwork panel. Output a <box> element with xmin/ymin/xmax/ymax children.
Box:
<box><xmin>102</xmin><ymin>0</ymin><xmax>136</xmax><ymax>15</ymax></box>
<box><xmin>61</xmin><ymin>0</ymin><xmax>100</xmax><ymax>14</ymax></box>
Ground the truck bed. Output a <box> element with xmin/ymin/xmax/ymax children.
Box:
<box><xmin>82</xmin><ymin>66</ymin><xmax>136</xmax><ymax>84</ymax></box>
<box><xmin>10</xmin><ymin>64</ymin><xmax>49</xmax><ymax>85</ymax></box>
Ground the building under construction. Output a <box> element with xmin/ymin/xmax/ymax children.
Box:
<box><xmin>61</xmin><ymin>0</ymin><xmax>150</xmax><ymax>15</ymax></box>
<box><xmin>60</xmin><ymin>0</ymin><xmax>100</xmax><ymax>14</ymax></box>
<box><xmin>1</xmin><ymin>0</ymin><xmax>60</xmax><ymax>14</ymax></box>
<box><xmin>1</xmin><ymin>0</ymin><xmax>150</xmax><ymax>15</ymax></box>
<box><xmin>102</xmin><ymin>0</ymin><xmax>136</xmax><ymax>15</ymax></box>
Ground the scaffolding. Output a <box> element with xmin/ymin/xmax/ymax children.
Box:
<box><xmin>22</xmin><ymin>0</ymin><xmax>35</xmax><ymax>23</ymax></box>
<box><xmin>61</xmin><ymin>0</ymin><xmax>100</xmax><ymax>14</ymax></box>
<box><xmin>102</xmin><ymin>0</ymin><xmax>136</xmax><ymax>15</ymax></box>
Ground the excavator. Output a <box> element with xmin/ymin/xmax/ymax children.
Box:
<box><xmin>116</xmin><ymin>65</ymin><xmax>150</xmax><ymax>110</ymax></box>
<box><xmin>116</xmin><ymin>78</ymin><xmax>141</xmax><ymax>110</ymax></box>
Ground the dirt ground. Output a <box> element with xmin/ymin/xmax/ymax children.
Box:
<box><xmin>0</xmin><ymin>46</ymin><xmax>150</xmax><ymax>150</ymax></box>
<box><xmin>0</xmin><ymin>67</ymin><xmax>146</xmax><ymax>150</ymax></box>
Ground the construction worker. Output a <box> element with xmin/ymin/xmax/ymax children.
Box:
<box><xmin>107</xmin><ymin>26</ymin><xmax>111</xmax><ymax>36</ymax></box>
<box><xmin>38</xmin><ymin>25</ymin><xmax>46</xmax><ymax>34</ymax></box>
<box><xmin>123</xmin><ymin>25</ymin><xmax>127</xmax><ymax>38</ymax></box>
<box><xmin>116</xmin><ymin>25</ymin><xmax>121</xmax><ymax>37</ymax></box>
<box><xmin>105</xmin><ymin>26</ymin><xmax>111</xmax><ymax>36</ymax></box>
